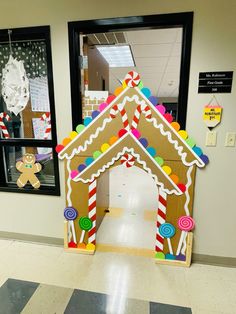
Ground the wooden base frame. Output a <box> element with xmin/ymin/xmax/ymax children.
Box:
<box><xmin>155</xmin><ymin>232</ymin><xmax>193</xmax><ymax>267</ymax></box>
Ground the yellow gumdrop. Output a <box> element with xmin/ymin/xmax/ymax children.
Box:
<box><xmin>62</xmin><ymin>137</ymin><xmax>72</xmax><ymax>146</ymax></box>
<box><xmin>162</xmin><ymin>165</ymin><xmax>172</xmax><ymax>175</ymax></box>
<box><xmin>101</xmin><ymin>143</ymin><xmax>110</xmax><ymax>152</ymax></box>
<box><xmin>178</xmin><ymin>130</ymin><xmax>188</xmax><ymax>140</ymax></box>
<box><xmin>122</xmin><ymin>80</ymin><xmax>127</xmax><ymax>89</ymax></box>
<box><xmin>109</xmin><ymin>136</ymin><xmax>118</xmax><ymax>145</ymax></box>
<box><xmin>86</xmin><ymin>243</ymin><xmax>96</xmax><ymax>251</ymax></box>
<box><xmin>171</xmin><ymin>122</ymin><xmax>180</xmax><ymax>131</ymax></box>
<box><xmin>69</xmin><ymin>131</ymin><xmax>78</xmax><ymax>140</ymax></box>
<box><xmin>114</xmin><ymin>86</ymin><xmax>124</xmax><ymax>96</ymax></box>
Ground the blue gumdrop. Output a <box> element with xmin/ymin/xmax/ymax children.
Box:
<box><xmin>141</xmin><ymin>87</ymin><xmax>151</xmax><ymax>98</ymax></box>
<box><xmin>165</xmin><ymin>254</ymin><xmax>176</xmax><ymax>260</ymax></box>
<box><xmin>146</xmin><ymin>146</ymin><xmax>156</xmax><ymax>157</ymax></box>
<box><xmin>193</xmin><ymin>146</ymin><xmax>203</xmax><ymax>156</ymax></box>
<box><xmin>148</xmin><ymin>96</ymin><xmax>158</xmax><ymax>106</ymax></box>
<box><xmin>78</xmin><ymin>164</ymin><xmax>86</xmax><ymax>172</ymax></box>
<box><xmin>84</xmin><ymin>117</ymin><xmax>93</xmax><ymax>126</ymax></box>
<box><xmin>139</xmin><ymin>137</ymin><xmax>148</xmax><ymax>148</ymax></box>
<box><xmin>92</xmin><ymin>110</ymin><xmax>100</xmax><ymax>119</ymax></box>
<box><xmin>85</xmin><ymin>157</ymin><xmax>94</xmax><ymax>166</ymax></box>
<box><xmin>176</xmin><ymin>254</ymin><xmax>186</xmax><ymax>261</ymax></box>
<box><xmin>200</xmin><ymin>154</ymin><xmax>209</xmax><ymax>165</ymax></box>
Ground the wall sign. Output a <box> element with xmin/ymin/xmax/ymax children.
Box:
<box><xmin>203</xmin><ymin>96</ymin><xmax>222</xmax><ymax>129</ymax></box>
<box><xmin>198</xmin><ymin>71</ymin><xmax>233</xmax><ymax>93</ymax></box>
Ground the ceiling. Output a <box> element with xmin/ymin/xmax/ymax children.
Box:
<box><xmin>88</xmin><ymin>28</ymin><xmax>182</xmax><ymax>98</ymax></box>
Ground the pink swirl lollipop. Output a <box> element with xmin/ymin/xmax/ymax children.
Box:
<box><xmin>178</xmin><ymin>216</ymin><xmax>195</xmax><ymax>231</ymax></box>
<box><xmin>176</xmin><ymin>216</ymin><xmax>195</xmax><ymax>256</ymax></box>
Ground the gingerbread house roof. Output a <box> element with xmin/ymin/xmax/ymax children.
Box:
<box><xmin>71</xmin><ymin>131</ymin><xmax>183</xmax><ymax>195</ymax></box>
<box><xmin>57</xmin><ymin>83</ymin><xmax>208</xmax><ymax>170</ymax></box>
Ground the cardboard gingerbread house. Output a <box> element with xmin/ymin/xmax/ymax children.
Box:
<box><xmin>56</xmin><ymin>71</ymin><xmax>209</xmax><ymax>267</ymax></box>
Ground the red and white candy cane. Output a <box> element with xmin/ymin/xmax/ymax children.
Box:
<box><xmin>121</xmin><ymin>153</ymin><xmax>135</xmax><ymax>168</ymax></box>
<box><xmin>131</xmin><ymin>104</ymin><xmax>152</xmax><ymax>129</ymax></box>
<box><xmin>110</xmin><ymin>104</ymin><xmax>130</xmax><ymax>130</ymax></box>
<box><xmin>41</xmin><ymin>112</ymin><xmax>51</xmax><ymax>139</ymax></box>
<box><xmin>155</xmin><ymin>189</ymin><xmax>167</xmax><ymax>252</ymax></box>
<box><xmin>124</xmin><ymin>71</ymin><xmax>141</xmax><ymax>87</ymax></box>
<box><xmin>0</xmin><ymin>112</ymin><xmax>11</xmax><ymax>139</ymax></box>
<box><xmin>88</xmin><ymin>180</ymin><xmax>97</xmax><ymax>244</ymax></box>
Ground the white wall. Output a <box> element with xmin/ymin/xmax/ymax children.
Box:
<box><xmin>0</xmin><ymin>0</ymin><xmax>235</xmax><ymax>257</ymax></box>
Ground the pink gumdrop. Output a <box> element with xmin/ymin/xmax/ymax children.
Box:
<box><xmin>155</xmin><ymin>104</ymin><xmax>166</xmax><ymax>115</ymax></box>
<box><xmin>163</xmin><ymin>113</ymin><xmax>174</xmax><ymax>123</ymax></box>
<box><xmin>106</xmin><ymin>95</ymin><xmax>116</xmax><ymax>104</ymax></box>
<box><xmin>178</xmin><ymin>216</ymin><xmax>195</xmax><ymax>231</ymax></box>
<box><xmin>70</xmin><ymin>170</ymin><xmax>79</xmax><ymax>179</ymax></box>
<box><xmin>99</xmin><ymin>102</ymin><xmax>108</xmax><ymax>112</ymax></box>
<box><xmin>131</xmin><ymin>129</ymin><xmax>141</xmax><ymax>139</ymax></box>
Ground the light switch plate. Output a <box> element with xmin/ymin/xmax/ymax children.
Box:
<box><xmin>225</xmin><ymin>132</ymin><xmax>236</xmax><ymax>147</ymax></box>
<box><xmin>206</xmin><ymin>131</ymin><xmax>217</xmax><ymax>146</ymax></box>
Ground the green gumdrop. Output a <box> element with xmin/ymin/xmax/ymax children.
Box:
<box><xmin>154</xmin><ymin>156</ymin><xmax>164</xmax><ymax>166</ymax></box>
<box><xmin>155</xmin><ymin>252</ymin><xmax>165</xmax><ymax>260</ymax></box>
<box><xmin>76</xmin><ymin>124</ymin><xmax>85</xmax><ymax>134</ymax></box>
<box><xmin>138</xmin><ymin>80</ymin><xmax>144</xmax><ymax>89</ymax></box>
<box><xmin>186</xmin><ymin>137</ymin><xmax>196</xmax><ymax>148</ymax></box>
<box><xmin>93</xmin><ymin>150</ymin><xmax>102</xmax><ymax>159</ymax></box>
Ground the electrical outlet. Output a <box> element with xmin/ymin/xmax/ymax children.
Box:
<box><xmin>205</xmin><ymin>131</ymin><xmax>217</xmax><ymax>146</ymax></box>
<box><xmin>225</xmin><ymin>132</ymin><xmax>236</xmax><ymax>147</ymax></box>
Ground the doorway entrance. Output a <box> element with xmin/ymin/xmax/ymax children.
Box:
<box><xmin>97</xmin><ymin>165</ymin><xmax>158</xmax><ymax>252</ymax></box>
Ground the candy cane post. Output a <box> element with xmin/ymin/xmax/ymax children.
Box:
<box><xmin>88</xmin><ymin>179</ymin><xmax>97</xmax><ymax>244</ymax></box>
<box><xmin>131</xmin><ymin>104</ymin><xmax>152</xmax><ymax>130</ymax></box>
<box><xmin>110</xmin><ymin>104</ymin><xmax>130</xmax><ymax>130</ymax></box>
<box><xmin>121</xmin><ymin>153</ymin><xmax>135</xmax><ymax>168</ymax></box>
<box><xmin>41</xmin><ymin>112</ymin><xmax>51</xmax><ymax>139</ymax></box>
<box><xmin>155</xmin><ymin>189</ymin><xmax>167</xmax><ymax>252</ymax></box>
<box><xmin>0</xmin><ymin>112</ymin><xmax>11</xmax><ymax>139</ymax></box>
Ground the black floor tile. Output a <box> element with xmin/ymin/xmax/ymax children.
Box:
<box><xmin>0</xmin><ymin>278</ymin><xmax>39</xmax><ymax>314</ymax></box>
<box><xmin>64</xmin><ymin>289</ymin><xmax>107</xmax><ymax>314</ymax></box>
<box><xmin>150</xmin><ymin>302</ymin><xmax>192</xmax><ymax>314</ymax></box>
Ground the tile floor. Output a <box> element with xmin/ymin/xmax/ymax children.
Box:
<box><xmin>0</xmin><ymin>239</ymin><xmax>235</xmax><ymax>313</ymax></box>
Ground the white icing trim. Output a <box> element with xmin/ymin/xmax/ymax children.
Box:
<box><xmin>184</xmin><ymin>166</ymin><xmax>193</xmax><ymax>216</ymax></box>
<box><xmin>134</xmin><ymin>87</ymin><xmax>206</xmax><ymax>168</ymax></box>
<box><xmin>73</xmin><ymin>132</ymin><xmax>182</xmax><ymax>195</ymax></box>
<box><xmin>66</xmin><ymin>159</ymin><xmax>72</xmax><ymax>206</ymax></box>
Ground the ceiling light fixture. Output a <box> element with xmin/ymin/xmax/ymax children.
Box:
<box><xmin>96</xmin><ymin>45</ymin><xmax>135</xmax><ymax>68</ymax></box>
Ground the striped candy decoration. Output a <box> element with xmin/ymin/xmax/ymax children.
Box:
<box><xmin>41</xmin><ymin>112</ymin><xmax>51</xmax><ymax>139</ymax></box>
<box><xmin>88</xmin><ymin>180</ymin><xmax>97</xmax><ymax>244</ymax></box>
<box><xmin>120</xmin><ymin>153</ymin><xmax>135</xmax><ymax>168</ymax></box>
<box><xmin>0</xmin><ymin>112</ymin><xmax>11</xmax><ymax>139</ymax></box>
<box><xmin>155</xmin><ymin>189</ymin><xmax>167</xmax><ymax>252</ymax></box>
<box><xmin>110</xmin><ymin>104</ymin><xmax>130</xmax><ymax>130</ymax></box>
<box><xmin>131</xmin><ymin>104</ymin><xmax>152</xmax><ymax>129</ymax></box>
<box><xmin>124</xmin><ymin>71</ymin><xmax>141</xmax><ymax>87</ymax></box>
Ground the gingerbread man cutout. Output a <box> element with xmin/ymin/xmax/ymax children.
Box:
<box><xmin>16</xmin><ymin>154</ymin><xmax>42</xmax><ymax>189</ymax></box>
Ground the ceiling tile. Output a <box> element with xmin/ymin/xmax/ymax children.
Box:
<box><xmin>126</xmin><ymin>28</ymin><xmax>182</xmax><ymax>44</ymax></box>
<box><xmin>132</xmin><ymin>44</ymin><xmax>172</xmax><ymax>58</ymax></box>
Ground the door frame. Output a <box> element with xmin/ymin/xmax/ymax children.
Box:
<box><xmin>68</xmin><ymin>12</ymin><xmax>193</xmax><ymax>130</ymax></box>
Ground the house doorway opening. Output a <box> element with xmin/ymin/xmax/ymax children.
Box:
<box><xmin>96</xmin><ymin>165</ymin><xmax>158</xmax><ymax>253</ymax></box>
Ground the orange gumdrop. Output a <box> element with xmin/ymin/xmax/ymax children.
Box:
<box><xmin>114</xmin><ymin>86</ymin><xmax>124</xmax><ymax>96</ymax></box>
<box><xmin>77</xmin><ymin>243</ymin><xmax>86</xmax><ymax>249</ymax></box>
<box><xmin>62</xmin><ymin>137</ymin><xmax>72</xmax><ymax>146</ymax></box>
<box><xmin>169</xmin><ymin>174</ymin><xmax>179</xmax><ymax>184</ymax></box>
<box><xmin>171</xmin><ymin>122</ymin><xmax>180</xmax><ymax>131</ymax></box>
<box><xmin>109</xmin><ymin>136</ymin><xmax>118</xmax><ymax>145</ymax></box>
